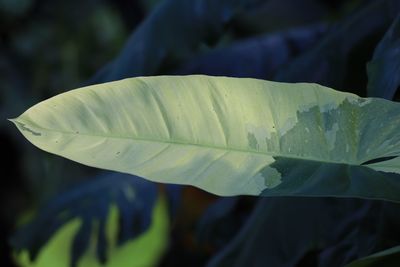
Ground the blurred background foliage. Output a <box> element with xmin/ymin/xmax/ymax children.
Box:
<box><xmin>2</xmin><ymin>0</ymin><xmax>400</xmax><ymax>266</ymax></box>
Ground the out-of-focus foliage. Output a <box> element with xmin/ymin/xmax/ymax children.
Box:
<box><xmin>11</xmin><ymin>173</ymin><xmax>158</xmax><ymax>266</ymax></box>
<box><xmin>177</xmin><ymin>24</ymin><xmax>326</xmax><ymax>79</ymax></box>
<box><xmin>206</xmin><ymin>199</ymin><xmax>400</xmax><ymax>267</ymax></box>
<box><xmin>1</xmin><ymin>0</ymin><xmax>129</xmax><ymax>202</ymax></box>
<box><xmin>89</xmin><ymin>0</ymin><xmax>266</xmax><ymax>83</ymax></box>
<box><xmin>2</xmin><ymin>0</ymin><xmax>127</xmax><ymax>100</ymax></box>
<box><xmin>232</xmin><ymin>0</ymin><xmax>330</xmax><ymax>35</ymax></box>
<box><xmin>1</xmin><ymin>1</ymin><xmax>131</xmax><ymax>266</ymax></box>
<box><xmin>345</xmin><ymin>246</ymin><xmax>400</xmax><ymax>267</ymax></box>
<box><xmin>367</xmin><ymin>15</ymin><xmax>400</xmax><ymax>99</ymax></box>
<box><xmin>0</xmin><ymin>0</ymin><xmax>33</xmax><ymax>17</ymax></box>
<box><xmin>14</xmin><ymin>192</ymin><xmax>169</xmax><ymax>267</ymax></box>
<box><xmin>275</xmin><ymin>0</ymin><xmax>400</xmax><ymax>94</ymax></box>
<box><xmin>195</xmin><ymin>196</ymin><xmax>254</xmax><ymax>256</ymax></box>
<box><xmin>138</xmin><ymin>0</ymin><xmax>162</xmax><ymax>13</ymax></box>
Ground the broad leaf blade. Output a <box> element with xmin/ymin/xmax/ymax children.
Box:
<box><xmin>10</xmin><ymin>75</ymin><xmax>400</xmax><ymax>200</ymax></box>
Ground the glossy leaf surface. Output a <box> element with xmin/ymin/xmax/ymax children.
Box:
<box><xmin>11</xmin><ymin>75</ymin><xmax>400</xmax><ymax>200</ymax></box>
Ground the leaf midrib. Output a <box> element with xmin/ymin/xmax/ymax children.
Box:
<box><xmin>17</xmin><ymin>118</ymin><xmax>360</xmax><ymax>166</ymax></box>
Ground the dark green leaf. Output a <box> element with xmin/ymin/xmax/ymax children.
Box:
<box><xmin>275</xmin><ymin>0</ymin><xmax>400</xmax><ymax>94</ymax></box>
<box><xmin>367</xmin><ymin>15</ymin><xmax>400</xmax><ymax>99</ymax></box>
<box><xmin>232</xmin><ymin>0</ymin><xmax>330</xmax><ymax>36</ymax></box>
<box><xmin>206</xmin><ymin>198</ymin><xmax>400</xmax><ymax>267</ymax></box>
<box><xmin>89</xmin><ymin>0</ymin><xmax>265</xmax><ymax>83</ymax></box>
<box><xmin>177</xmin><ymin>23</ymin><xmax>326</xmax><ymax>79</ymax></box>
<box><xmin>345</xmin><ymin>246</ymin><xmax>400</xmax><ymax>267</ymax></box>
<box><xmin>11</xmin><ymin>172</ymin><xmax>157</xmax><ymax>266</ymax></box>
<box><xmin>197</xmin><ymin>197</ymin><xmax>240</xmax><ymax>248</ymax></box>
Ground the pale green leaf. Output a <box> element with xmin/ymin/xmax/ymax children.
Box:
<box><xmin>10</xmin><ymin>75</ymin><xmax>400</xmax><ymax>200</ymax></box>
